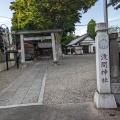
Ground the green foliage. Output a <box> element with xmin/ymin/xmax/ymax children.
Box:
<box><xmin>10</xmin><ymin>0</ymin><xmax>98</xmax><ymax>34</ymax></box>
<box><xmin>108</xmin><ymin>0</ymin><xmax>120</xmax><ymax>9</ymax></box>
<box><xmin>10</xmin><ymin>0</ymin><xmax>37</xmax><ymax>30</ymax></box>
<box><xmin>109</xmin><ymin>26</ymin><xmax>120</xmax><ymax>33</ymax></box>
<box><xmin>10</xmin><ymin>0</ymin><xmax>98</xmax><ymax>48</ymax></box>
<box><xmin>87</xmin><ymin>19</ymin><xmax>96</xmax><ymax>37</ymax></box>
<box><xmin>61</xmin><ymin>33</ymin><xmax>76</xmax><ymax>48</ymax></box>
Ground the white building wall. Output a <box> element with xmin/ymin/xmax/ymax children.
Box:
<box><xmin>89</xmin><ymin>45</ymin><xmax>91</xmax><ymax>53</ymax></box>
<box><xmin>90</xmin><ymin>43</ymin><xmax>95</xmax><ymax>53</ymax></box>
<box><xmin>81</xmin><ymin>36</ymin><xmax>95</xmax><ymax>53</ymax></box>
<box><xmin>75</xmin><ymin>46</ymin><xmax>83</xmax><ymax>54</ymax></box>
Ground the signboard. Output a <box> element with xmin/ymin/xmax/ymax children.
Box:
<box><xmin>10</xmin><ymin>53</ymin><xmax>14</xmax><ymax>59</ymax></box>
<box><xmin>6</xmin><ymin>50</ymin><xmax>19</xmax><ymax>70</ymax></box>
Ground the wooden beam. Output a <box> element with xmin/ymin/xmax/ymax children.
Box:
<box><xmin>25</xmin><ymin>41</ymin><xmax>37</xmax><ymax>45</ymax></box>
<box><xmin>12</xmin><ymin>29</ymin><xmax>62</xmax><ymax>35</ymax></box>
<box><xmin>24</xmin><ymin>36</ymin><xmax>51</xmax><ymax>41</ymax></box>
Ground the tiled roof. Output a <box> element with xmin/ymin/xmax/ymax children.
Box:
<box><xmin>66</xmin><ymin>33</ymin><xmax>94</xmax><ymax>46</ymax></box>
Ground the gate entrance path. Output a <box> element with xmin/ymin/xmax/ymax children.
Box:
<box><xmin>0</xmin><ymin>58</ymin><xmax>48</xmax><ymax>106</ymax></box>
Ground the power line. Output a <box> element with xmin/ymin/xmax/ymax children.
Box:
<box><xmin>75</xmin><ymin>18</ymin><xmax>120</xmax><ymax>26</ymax></box>
<box><xmin>75</xmin><ymin>24</ymin><xmax>87</xmax><ymax>26</ymax></box>
<box><xmin>109</xmin><ymin>18</ymin><xmax>120</xmax><ymax>22</ymax></box>
<box><xmin>0</xmin><ymin>16</ymin><xmax>11</xmax><ymax>19</ymax></box>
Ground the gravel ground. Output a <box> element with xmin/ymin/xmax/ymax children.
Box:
<box><xmin>0</xmin><ymin>55</ymin><xmax>97</xmax><ymax>104</ymax></box>
<box><xmin>43</xmin><ymin>54</ymin><xmax>97</xmax><ymax>104</ymax></box>
<box><xmin>0</xmin><ymin>62</ymin><xmax>35</xmax><ymax>92</ymax></box>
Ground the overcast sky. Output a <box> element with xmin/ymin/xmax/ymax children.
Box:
<box><xmin>0</xmin><ymin>0</ymin><xmax>120</xmax><ymax>35</ymax></box>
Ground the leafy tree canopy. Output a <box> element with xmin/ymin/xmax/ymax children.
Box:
<box><xmin>10</xmin><ymin>0</ymin><xmax>98</xmax><ymax>34</ymax></box>
<box><xmin>61</xmin><ymin>32</ymin><xmax>78</xmax><ymax>48</ymax></box>
<box><xmin>87</xmin><ymin>19</ymin><xmax>96</xmax><ymax>37</ymax></box>
<box><xmin>109</xmin><ymin>26</ymin><xmax>120</xmax><ymax>33</ymax></box>
<box><xmin>108</xmin><ymin>0</ymin><xmax>120</xmax><ymax>9</ymax></box>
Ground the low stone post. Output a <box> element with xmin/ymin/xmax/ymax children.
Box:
<box><xmin>20</xmin><ymin>34</ymin><xmax>25</xmax><ymax>63</ymax></box>
<box><xmin>94</xmin><ymin>23</ymin><xmax>117</xmax><ymax>108</ymax></box>
<box><xmin>109</xmin><ymin>33</ymin><xmax>119</xmax><ymax>82</ymax></box>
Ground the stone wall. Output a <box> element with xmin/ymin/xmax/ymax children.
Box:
<box><xmin>0</xmin><ymin>61</ymin><xmax>16</xmax><ymax>72</ymax></box>
<box><xmin>0</xmin><ymin>53</ymin><xmax>6</xmax><ymax>62</ymax></box>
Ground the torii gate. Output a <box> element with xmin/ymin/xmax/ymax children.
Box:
<box><xmin>12</xmin><ymin>29</ymin><xmax>63</xmax><ymax>63</ymax></box>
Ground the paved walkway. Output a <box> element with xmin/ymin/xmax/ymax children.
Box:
<box><xmin>0</xmin><ymin>59</ymin><xmax>47</xmax><ymax>106</ymax></box>
<box><xmin>0</xmin><ymin>103</ymin><xmax>120</xmax><ymax>120</ymax></box>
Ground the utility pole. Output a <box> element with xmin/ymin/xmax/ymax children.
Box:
<box><xmin>103</xmin><ymin>0</ymin><xmax>108</xmax><ymax>28</ymax></box>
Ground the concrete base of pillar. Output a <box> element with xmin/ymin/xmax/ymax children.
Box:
<box><xmin>53</xmin><ymin>60</ymin><xmax>59</xmax><ymax>66</ymax></box>
<box><xmin>111</xmin><ymin>83</ymin><xmax>120</xmax><ymax>93</ymax></box>
<box><xmin>21</xmin><ymin>60</ymin><xmax>25</xmax><ymax>63</ymax></box>
<box><xmin>114</xmin><ymin>94</ymin><xmax>120</xmax><ymax>105</ymax></box>
<box><xmin>20</xmin><ymin>63</ymin><xmax>27</xmax><ymax>69</ymax></box>
<box><xmin>94</xmin><ymin>91</ymin><xmax>117</xmax><ymax>109</ymax></box>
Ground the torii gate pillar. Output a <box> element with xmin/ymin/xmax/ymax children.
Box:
<box><xmin>20</xmin><ymin>34</ymin><xmax>25</xmax><ymax>63</ymax></box>
<box><xmin>51</xmin><ymin>32</ymin><xmax>57</xmax><ymax>62</ymax></box>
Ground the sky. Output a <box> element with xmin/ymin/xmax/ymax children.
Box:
<box><xmin>0</xmin><ymin>0</ymin><xmax>120</xmax><ymax>35</ymax></box>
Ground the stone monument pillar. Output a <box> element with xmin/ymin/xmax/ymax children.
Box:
<box><xmin>109</xmin><ymin>33</ymin><xmax>119</xmax><ymax>82</ymax></box>
<box><xmin>94</xmin><ymin>23</ymin><xmax>117</xmax><ymax>108</ymax></box>
<box><xmin>109</xmin><ymin>33</ymin><xmax>120</xmax><ymax>105</ymax></box>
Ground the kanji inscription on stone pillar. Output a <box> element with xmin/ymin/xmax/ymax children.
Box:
<box><xmin>96</xmin><ymin>24</ymin><xmax>111</xmax><ymax>93</ymax></box>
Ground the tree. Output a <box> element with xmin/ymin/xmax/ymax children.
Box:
<box><xmin>87</xmin><ymin>19</ymin><xmax>96</xmax><ymax>37</ymax></box>
<box><xmin>10</xmin><ymin>0</ymin><xmax>98</xmax><ymax>34</ymax></box>
<box><xmin>108</xmin><ymin>0</ymin><xmax>120</xmax><ymax>9</ymax></box>
<box><xmin>10</xmin><ymin>0</ymin><xmax>98</xmax><ymax>48</ymax></box>
<box><xmin>109</xmin><ymin>26</ymin><xmax>120</xmax><ymax>33</ymax></box>
<box><xmin>61</xmin><ymin>33</ymin><xmax>77</xmax><ymax>48</ymax></box>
